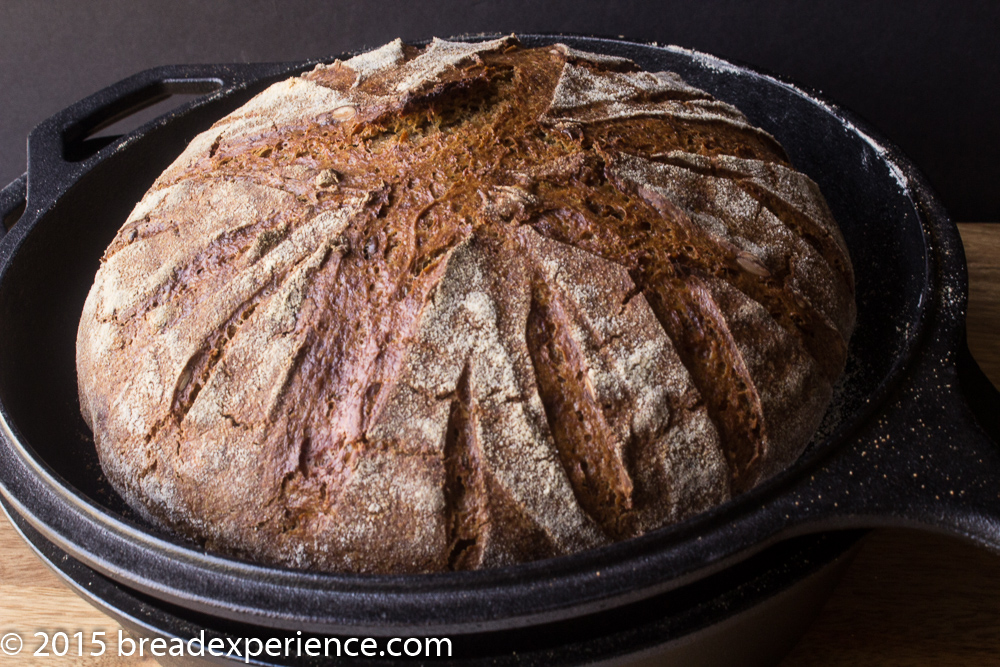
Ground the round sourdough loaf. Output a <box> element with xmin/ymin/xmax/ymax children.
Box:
<box><xmin>76</xmin><ymin>37</ymin><xmax>855</xmax><ymax>574</ymax></box>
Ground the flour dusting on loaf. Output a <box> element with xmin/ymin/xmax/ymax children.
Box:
<box><xmin>77</xmin><ymin>37</ymin><xmax>854</xmax><ymax>573</ymax></box>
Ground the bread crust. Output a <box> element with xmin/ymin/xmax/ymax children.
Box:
<box><xmin>77</xmin><ymin>37</ymin><xmax>854</xmax><ymax>573</ymax></box>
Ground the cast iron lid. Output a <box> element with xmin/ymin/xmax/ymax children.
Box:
<box><xmin>0</xmin><ymin>34</ymin><xmax>997</xmax><ymax>636</ymax></box>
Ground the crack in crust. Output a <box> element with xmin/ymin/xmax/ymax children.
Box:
<box><xmin>76</xmin><ymin>37</ymin><xmax>854</xmax><ymax>573</ymax></box>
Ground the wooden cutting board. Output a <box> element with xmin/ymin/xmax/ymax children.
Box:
<box><xmin>1</xmin><ymin>223</ymin><xmax>998</xmax><ymax>667</ymax></box>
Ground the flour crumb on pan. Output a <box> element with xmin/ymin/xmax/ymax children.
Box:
<box><xmin>76</xmin><ymin>36</ymin><xmax>855</xmax><ymax>574</ymax></box>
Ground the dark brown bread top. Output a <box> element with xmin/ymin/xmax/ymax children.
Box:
<box><xmin>76</xmin><ymin>37</ymin><xmax>855</xmax><ymax>573</ymax></box>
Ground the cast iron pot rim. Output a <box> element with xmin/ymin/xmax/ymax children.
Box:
<box><xmin>0</xmin><ymin>33</ymin><xmax>978</xmax><ymax>635</ymax></box>
<box><xmin>0</xmin><ymin>491</ymin><xmax>868</xmax><ymax>666</ymax></box>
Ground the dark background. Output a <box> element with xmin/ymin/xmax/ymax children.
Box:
<box><xmin>1</xmin><ymin>0</ymin><xmax>998</xmax><ymax>220</ymax></box>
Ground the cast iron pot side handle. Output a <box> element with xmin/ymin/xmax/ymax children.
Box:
<box><xmin>755</xmin><ymin>185</ymin><xmax>1000</xmax><ymax>553</ymax></box>
<box><xmin>0</xmin><ymin>174</ymin><xmax>27</xmax><ymax>242</ymax></box>
<box><xmin>23</xmin><ymin>62</ymin><xmax>301</xmax><ymax>215</ymax></box>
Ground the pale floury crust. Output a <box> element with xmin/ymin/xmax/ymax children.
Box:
<box><xmin>77</xmin><ymin>37</ymin><xmax>853</xmax><ymax>573</ymax></box>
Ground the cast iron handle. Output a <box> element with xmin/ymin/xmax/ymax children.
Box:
<box><xmin>768</xmin><ymin>342</ymin><xmax>1000</xmax><ymax>544</ymax></box>
<box><xmin>24</xmin><ymin>62</ymin><xmax>303</xmax><ymax>215</ymax></box>
<box><xmin>0</xmin><ymin>174</ymin><xmax>27</xmax><ymax>242</ymax></box>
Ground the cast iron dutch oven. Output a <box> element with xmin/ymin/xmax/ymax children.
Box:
<box><xmin>0</xmin><ymin>33</ymin><xmax>998</xmax><ymax>651</ymax></box>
